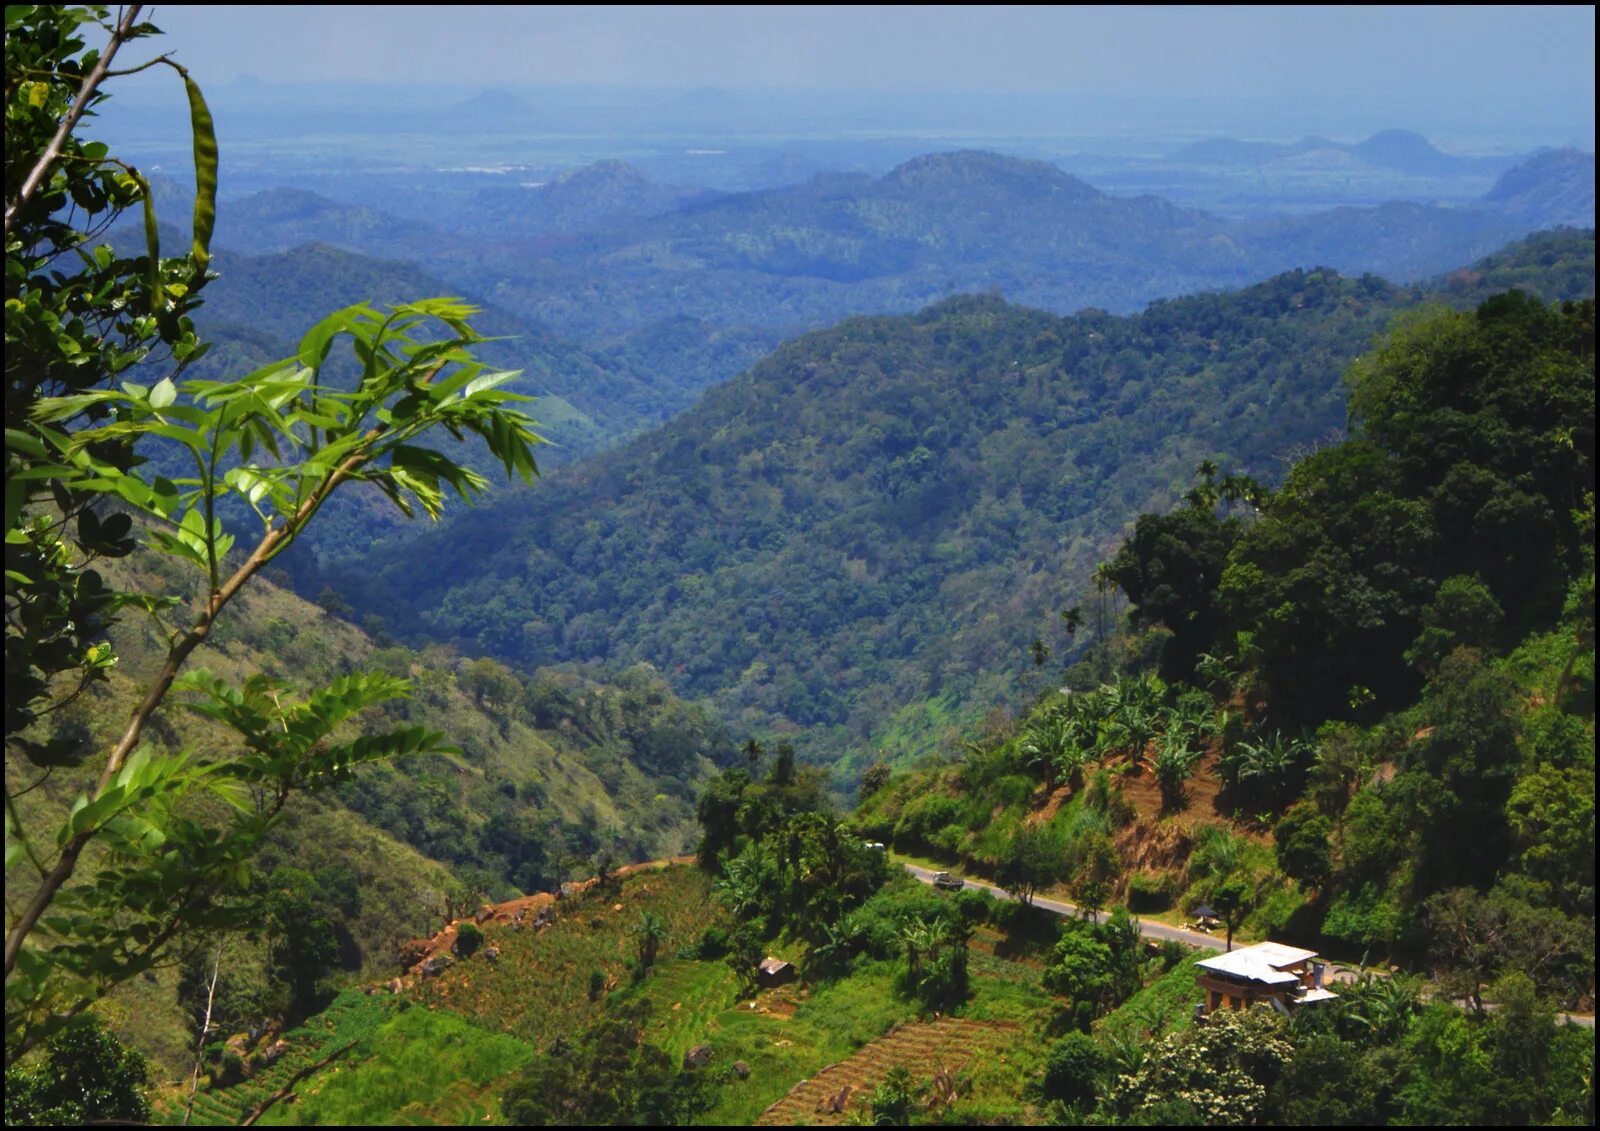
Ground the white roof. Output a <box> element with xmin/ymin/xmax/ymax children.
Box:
<box><xmin>1197</xmin><ymin>941</ymin><xmax>1320</xmax><ymax>986</ymax></box>
<box><xmin>1243</xmin><ymin>941</ymin><xmax>1320</xmax><ymax>968</ymax></box>
<box><xmin>1295</xmin><ymin>987</ymin><xmax>1339</xmax><ymax>1003</ymax></box>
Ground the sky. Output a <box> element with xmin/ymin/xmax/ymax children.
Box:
<box><xmin>136</xmin><ymin>5</ymin><xmax>1591</xmax><ymax>97</ymax></box>
<box><xmin>115</xmin><ymin>5</ymin><xmax>1594</xmax><ymax>146</ymax></box>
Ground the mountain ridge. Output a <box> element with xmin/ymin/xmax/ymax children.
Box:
<box><xmin>323</xmin><ymin>230</ymin><xmax>1595</xmax><ymax>777</ymax></box>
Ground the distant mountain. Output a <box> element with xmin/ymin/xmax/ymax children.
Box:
<box><xmin>446</xmin><ymin>86</ymin><xmax>536</xmax><ymax>120</ymax></box>
<box><xmin>430</xmin><ymin>148</ymin><xmax>1528</xmax><ymax>345</ymax></box>
<box><xmin>198</xmin><ymin>151</ymin><xmax>1569</xmax><ymax>428</ymax></box>
<box><xmin>212</xmin><ymin>186</ymin><xmax>449</xmax><ymax>260</ymax></box>
<box><xmin>743</xmin><ymin>150</ymin><xmax>824</xmax><ymax>191</ymax></box>
<box><xmin>467</xmin><ymin>160</ymin><xmax>723</xmax><ymax>237</ymax></box>
<box><xmin>328</xmin><ymin>231</ymin><xmax>1594</xmax><ymax>775</ymax></box>
<box><xmin>1482</xmin><ymin>148</ymin><xmax>1596</xmax><ymax>228</ymax></box>
<box><xmin>1169</xmin><ymin>129</ymin><xmax>1523</xmax><ymax>177</ymax></box>
<box><xmin>1348</xmin><ymin>129</ymin><xmax>1501</xmax><ymax>176</ymax></box>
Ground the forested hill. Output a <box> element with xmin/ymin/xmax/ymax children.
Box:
<box><xmin>323</xmin><ymin>231</ymin><xmax>1595</xmax><ymax>777</ymax></box>
<box><xmin>435</xmin><ymin>148</ymin><xmax>1529</xmax><ymax>342</ymax></box>
<box><xmin>188</xmin><ymin>242</ymin><xmax>766</xmax><ymax>454</ymax></box>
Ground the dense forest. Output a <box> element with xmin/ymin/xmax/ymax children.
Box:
<box><xmin>5</xmin><ymin>7</ymin><xmax>1595</xmax><ymax>1127</ymax></box>
<box><xmin>835</xmin><ymin>288</ymin><xmax>1594</xmax><ymax>1122</ymax></box>
<box><xmin>323</xmin><ymin>231</ymin><xmax>1595</xmax><ymax>778</ymax></box>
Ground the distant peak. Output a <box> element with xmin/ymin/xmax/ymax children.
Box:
<box><xmin>449</xmin><ymin>87</ymin><xmax>533</xmax><ymax>117</ymax></box>
<box><xmin>881</xmin><ymin>150</ymin><xmax>1099</xmax><ymax>198</ymax></box>
<box><xmin>550</xmin><ymin>160</ymin><xmax>652</xmax><ymax>188</ymax></box>
<box><xmin>1353</xmin><ymin>129</ymin><xmax>1443</xmax><ymax>158</ymax></box>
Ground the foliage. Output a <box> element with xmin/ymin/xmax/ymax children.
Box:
<box><xmin>4</xmin><ymin>1016</ymin><xmax>150</xmax><ymax>1126</ymax></box>
<box><xmin>328</xmin><ymin>243</ymin><xmax>1593</xmax><ymax>775</ymax></box>
<box><xmin>1036</xmin><ymin>1030</ymin><xmax>1104</xmax><ymax>1110</ymax></box>
<box><xmin>454</xmin><ymin>920</ymin><xmax>484</xmax><ymax>959</ymax></box>
<box><xmin>697</xmin><ymin>760</ymin><xmax>888</xmax><ymax>946</ymax></box>
<box><xmin>500</xmin><ymin>1001</ymin><xmax>707</xmax><ymax>1126</ymax></box>
<box><xmin>1274</xmin><ymin>801</ymin><xmax>1334</xmax><ymax>892</ymax></box>
<box><xmin>995</xmin><ymin>822</ymin><xmax>1065</xmax><ymax>906</ymax></box>
<box><xmin>1111</xmin><ymin>1006</ymin><xmax>1294</xmax><ymax>1125</ymax></box>
<box><xmin>1041</xmin><ymin>909</ymin><xmax>1143</xmax><ymax>1030</ymax></box>
<box><xmin>4</xmin><ymin>7</ymin><xmax>542</xmax><ymax>1062</ymax></box>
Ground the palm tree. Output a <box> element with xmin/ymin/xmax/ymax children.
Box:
<box><xmin>1111</xmin><ymin>701</ymin><xmax>1160</xmax><ymax>771</ymax></box>
<box><xmin>1227</xmin><ymin>730</ymin><xmax>1311</xmax><ymax>806</ymax></box>
<box><xmin>1020</xmin><ymin>716</ymin><xmax>1071</xmax><ymax>792</ymax></box>
<box><xmin>898</xmin><ymin>915</ymin><xmax>935</xmax><ymax>984</ymax></box>
<box><xmin>812</xmin><ymin>915</ymin><xmax>861</xmax><ymax>974</ymax></box>
<box><xmin>632</xmin><ymin>911</ymin><xmax>668</xmax><ymax>973</ymax></box>
<box><xmin>715</xmin><ymin>844</ymin><xmax>774</xmax><ymax>921</ymax></box>
<box><xmin>1053</xmin><ymin>745</ymin><xmax>1094</xmax><ymax>794</ymax></box>
<box><xmin>1151</xmin><ymin>733</ymin><xmax>1203</xmax><ymax>812</ymax></box>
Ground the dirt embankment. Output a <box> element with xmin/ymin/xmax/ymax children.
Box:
<box><xmin>392</xmin><ymin>856</ymin><xmax>696</xmax><ymax>979</ymax></box>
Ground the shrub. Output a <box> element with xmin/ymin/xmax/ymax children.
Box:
<box><xmin>454</xmin><ymin>922</ymin><xmax>484</xmax><ymax>958</ymax></box>
<box><xmin>1039</xmin><ymin>1032</ymin><xmax>1104</xmax><ymax>1108</ymax></box>
<box><xmin>953</xmin><ymin>887</ymin><xmax>997</xmax><ymax>928</ymax></box>
<box><xmin>1126</xmin><ymin>871</ymin><xmax>1172</xmax><ymax>911</ymax></box>
<box><xmin>892</xmin><ymin>793</ymin><xmax>963</xmax><ymax>850</ymax></box>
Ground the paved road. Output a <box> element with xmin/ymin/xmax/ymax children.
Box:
<box><xmin>900</xmin><ymin>861</ymin><xmax>1222</xmax><ymax>950</ymax></box>
<box><xmin>901</xmin><ymin>861</ymin><xmax>1596</xmax><ymax>1030</ymax></box>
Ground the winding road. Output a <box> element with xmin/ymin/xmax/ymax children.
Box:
<box><xmin>900</xmin><ymin>861</ymin><xmax>1223</xmax><ymax>950</ymax></box>
<box><xmin>900</xmin><ymin>861</ymin><xmax>1596</xmax><ymax>1029</ymax></box>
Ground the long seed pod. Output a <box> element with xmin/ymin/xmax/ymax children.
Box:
<box><xmin>184</xmin><ymin>74</ymin><xmax>217</xmax><ymax>270</ymax></box>
<box><xmin>129</xmin><ymin>169</ymin><xmax>163</xmax><ymax>313</ymax></box>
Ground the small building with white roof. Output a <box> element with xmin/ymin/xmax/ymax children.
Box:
<box><xmin>1195</xmin><ymin>940</ymin><xmax>1338</xmax><ymax>1015</ymax></box>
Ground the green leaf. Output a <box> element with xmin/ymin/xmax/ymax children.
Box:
<box><xmin>149</xmin><ymin>376</ymin><xmax>177</xmax><ymax>409</ymax></box>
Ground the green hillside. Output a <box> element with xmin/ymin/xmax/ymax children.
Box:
<box><xmin>6</xmin><ymin>551</ymin><xmax>730</xmax><ymax>1078</ymax></box>
<box><xmin>329</xmin><ymin>232</ymin><xmax>1595</xmax><ymax>778</ymax></box>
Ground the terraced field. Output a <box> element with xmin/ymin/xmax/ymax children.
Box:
<box><xmin>754</xmin><ymin>1017</ymin><xmax>1024</xmax><ymax>1126</ymax></box>
<box><xmin>159</xmin><ymin>992</ymin><xmax>397</xmax><ymax>1125</ymax></box>
<box><xmin>414</xmin><ymin>863</ymin><xmax>724</xmax><ymax>1048</ymax></box>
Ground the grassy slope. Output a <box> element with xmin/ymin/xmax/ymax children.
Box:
<box><xmin>8</xmin><ymin>550</ymin><xmax>713</xmax><ymax>1079</ymax></box>
<box><xmin>207</xmin><ymin>864</ymin><xmax>1069</xmax><ymax>1125</ymax></box>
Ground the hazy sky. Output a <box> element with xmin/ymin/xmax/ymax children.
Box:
<box><xmin>142</xmin><ymin>4</ymin><xmax>1593</xmax><ymax>104</ymax></box>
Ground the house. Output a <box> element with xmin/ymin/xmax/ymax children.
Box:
<box><xmin>1195</xmin><ymin>941</ymin><xmax>1338</xmax><ymax>1015</ymax></box>
<box><xmin>757</xmin><ymin>956</ymin><xmax>794</xmax><ymax>986</ymax></box>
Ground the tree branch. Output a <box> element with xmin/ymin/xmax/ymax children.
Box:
<box><xmin>240</xmin><ymin>1041</ymin><xmax>358</xmax><ymax>1126</ymax></box>
<box><xmin>3</xmin><ymin>5</ymin><xmax>145</xmax><ymax>236</ymax></box>
<box><xmin>4</xmin><ymin>441</ymin><xmax>375</xmax><ymax>980</ymax></box>
<box><xmin>183</xmin><ymin>938</ymin><xmax>225</xmax><ymax>1127</ymax></box>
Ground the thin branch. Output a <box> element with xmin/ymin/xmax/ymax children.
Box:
<box><xmin>4</xmin><ymin>5</ymin><xmax>146</xmax><ymax>236</ymax></box>
<box><xmin>3</xmin><ymin>788</ymin><xmax>49</xmax><ymax>879</ymax></box>
<box><xmin>103</xmin><ymin>52</ymin><xmax>175</xmax><ymax>78</ymax></box>
<box><xmin>239</xmin><ymin>1041</ymin><xmax>358</xmax><ymax>1126</ymax></box>
<box><xmin>183</xmin><ymin>938</ymin><xmax>225</xmax><ymax>1126</ymax></box>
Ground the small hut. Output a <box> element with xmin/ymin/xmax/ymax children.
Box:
<box><xmin>1190</xmin><ymin>903</ymin><xmax>1219</xmax><ymax>930</ymax></box>
<box><xmin>757</xmin><ymin>956</ymin><xmax>794</xmax><ymax>987</ymax></box>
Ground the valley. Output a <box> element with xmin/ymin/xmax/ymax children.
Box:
<box><xmin>5</xmin><ymin>7</ymin><xmax>1595</xmax><ymax>1127</ymax></box>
